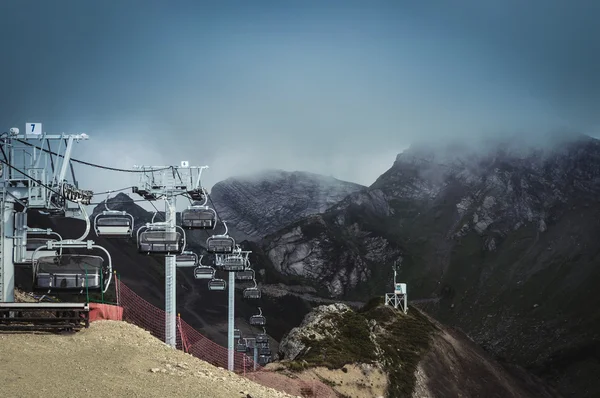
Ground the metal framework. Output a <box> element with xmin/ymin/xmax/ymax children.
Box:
<box><xmin>93</xmin><ymin>191</ymin><xmax>134</xmax><ymax>238</ymax></box>
<box><xmin>132</xmin><ymin>162</ymin><xmax>208</xmax><ymax>348</ymax></box>
<box><xmin>31</xmin><ymin>201</ymin><xmax>113</xmax><ymax>295</ymax></box>
<box><xmin>1</xmin><ymin>125</ymin><xmax>93</xmax><ymax>303</ymax></box>
<box><xmin>1</xmin><ymin>124</ymin><xmax>269</xmax><ymax>371</ymax></box>
<box><xmin>203</xmin><ymin>241</ymin><xmax>264</xmax><ymax>370</ymax></box>
<box><xmin>384</xmin><ymin>258</ymin><xmax>407</xmax><ymax>314</ymax></box>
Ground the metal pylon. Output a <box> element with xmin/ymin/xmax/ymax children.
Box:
<box><xmin>228</xmin><ymin>270</ymin><xmax>235</xmax><ymax>371</ymax></box>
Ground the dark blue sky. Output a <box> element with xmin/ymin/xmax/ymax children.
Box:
<box><xmin>1</xmin><ymin>0</ymin><xmax>599</xmax><ymax>190</ymax></box>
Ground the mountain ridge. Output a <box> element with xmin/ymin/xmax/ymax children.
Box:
<box><xmin>249</xmin><ymin>134</ymin><xmax>600</xmax><ymax>397</ymax></box>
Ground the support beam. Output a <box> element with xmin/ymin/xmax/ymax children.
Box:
<box><xmin>165</xmin><ymin>195</ymin><xmax>177</xmax><ymax>348</ymax></box>
<box><xmin>0</xmin><ymin>198</ymin><xmax>15</xmax><ymax>302</ymax></box>
<box><xmin>228</xmin><ymin>270</ymin><xmax>235</xmax><ymax>371</ymax></box>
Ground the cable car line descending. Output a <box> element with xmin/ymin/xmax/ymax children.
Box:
<box><xmin>0</xmin><ymin>123</ymin><xmax>272</xmax><ymax>368</ymax></box>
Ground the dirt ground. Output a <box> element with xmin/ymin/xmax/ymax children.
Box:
<box><xmin>0</xmin><ymin>320</ymin><xmax>299</xmax><ymax>398</ymax></box>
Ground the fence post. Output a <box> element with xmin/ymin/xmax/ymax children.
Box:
<box><xmin>114</xmin><ymin>271</ymin><xmax>120</xmax><ymax>306</ymax></box>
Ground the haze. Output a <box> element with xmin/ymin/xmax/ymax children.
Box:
<box><xmin>1</xmin><ymin>0</ymin><xmax>599</xmax><ymax>201</ymax></box>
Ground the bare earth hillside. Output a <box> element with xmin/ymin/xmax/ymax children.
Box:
<box><xmin>0</xmin><ymin>321</ymin><xmax>298</xmax><ymax>398</ymax></box>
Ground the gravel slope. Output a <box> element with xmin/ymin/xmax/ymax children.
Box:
<box><xmin>0</xmin><ymin>320</ymin><xmax>299</xmax><ymax>398</ymax></box>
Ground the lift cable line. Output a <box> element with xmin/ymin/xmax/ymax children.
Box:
<box><xmin>0</xmin><ymin>159</ymin><xmax>188</xmax><ymax>207</ymax></box>
<box><xmin>12</xmin><ymin>138</ymin><xmax>172</xmax><ymax>173</ymax></box>
<box><xmin>1</xmin><ymin>123</ymin><xmax>272</xmax><ymax>368</ymax></box>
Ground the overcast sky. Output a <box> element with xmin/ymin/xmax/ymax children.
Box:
<box><xmin>2</xmin><ymin>0</ymin><xmax>599</xmax><ymax>202</ymax></box>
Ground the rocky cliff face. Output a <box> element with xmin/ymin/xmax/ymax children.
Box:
<box><xmin>209</xmin><ymin>170</ymin><xmax>365</xmax><ymax>241</ymax></box>
<box><xmin>257</xmin><ymin>134</ymin><xmax>600</xmax><ymax>397</ymax></box>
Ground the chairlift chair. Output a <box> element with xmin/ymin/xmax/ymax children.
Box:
<box><xmin>234</xmin><ymin>328</ymin><xmax>242</xmax><ymax>339</ymax></box>
<box><xmin>206</xmin><ymin>221</ymin><xmax>235</xmax><ymax>254</ymax></box>
<box><xmin>137</xmin><ymin>222</ymin><xmax>185</xmax><ymax>255</ymax></box>
<box><xmin>258</xmin><ymin>347</ymin><xmax>271</xmax><ymax>356</ymax></box>
<box><xmin>235</xmin><ymin>268</ymin><xmax>254</xmax><ymax>281</ymax></box>
<box><xmin>236</xmin><ymin>340</ymin><xmax>247</xmax><ymax>353</ymax></box>
<box><xmin>219</xmin><ymin>253</ymin><xmax>246</xmax><ymax>272</ymax></box>
<box><xmin>181</xmin><ymin>195</ymin><xmax>217</xmax><ymax>230</ymax></box>
<box><xmin>194</xmin><ymin>255</ymin><xmax>216</xmax><ymax>280</ymax></box>
<box><xmin>94</xmin><ymin>214</ymin><xmax>134</xmax><ymax>238</ymax></box>
<box><xmin>33</xmin><ymin>254</ymin><xmax>104</xmax><ymax>293</ymax></box>
<box><xmin>207</xmin><ymin>278</ymin><xmax>226</xmax><ymax>291</ymax></box>
<box><xmin>255</xmin><ymin>329</ymin><xmax>269</xmax><ymax>345</ymax></box>
<box><xmin>93</xmin><ymin>191</ymin><xmax>135</xmax><ymax>238</ymax></box>
<box><xmin>243</xmin><ymin>277</ymin><xmax>261</xmax><ymax>299</ymax></box>
<box><xmin>249</xmin><ymin>307</ymin><xmax>266</xmax><ymax>326</ymax></box>
<box><xmin>31</xmin><ymin>201</ymin><xmax>114</xmax><ymax>295</ymax></box>
<box><xmin>256</xmin><ymin>341</ymin><xmax>269</xmax><ymax>349</ymax></box>
<box><xmin>176</xmin><ymin>251</ymin><xmax>198</xmax><ymax>267</ymax></box>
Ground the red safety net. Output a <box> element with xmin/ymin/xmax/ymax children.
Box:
<box><xmin>89</xmin><ymin>303</ymin><xmax>123</xmax><ymax>322</ymax></box>
<box><xmin>113</xmin><ymin>278</ymin><xmax>335</xmax><ymax>397</ymax></box>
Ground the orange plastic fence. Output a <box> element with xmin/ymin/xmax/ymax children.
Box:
<box><xmin>114</xmin><ymin>279</ymin><xmax>334</xmax><ymax>397</ymax></box>
<box><xmin>89</xmin><ymin>303</ymin><xmax>123</xmax><ymax>322</ymax></box>
<box><xmin>116</xmin><ymin>280</ymin><xmax>262</xmax><ymax>372</ymax></box>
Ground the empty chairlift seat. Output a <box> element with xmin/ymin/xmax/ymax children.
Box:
<box><xmin>258</xmin><ymin>347</ymin><xmax>271</xmax><ymax>356</ymax></box>
<box><xmin>94</xmin><ymin>212</ymin><xmax>134</xmax><ymax>238</ymax></box>
<box><xmin>208</xmin><ymin>278</ymin><xmax>227</xmax><ymax>291</ymax></box>
<box><xmin>249</xmin><ymin>316</ymin><xmax>266</xmax><ymax>326</ymax></box>
<box><xmin>249</xmin><ymin>308</ymin><xmax>266</xmax><ymax>326</ymax></box>
<box><xmin>138</xmin><ymin>230</ymin><xmax>183</xmax><ymax>255</ymax></box>
<box><xmin>236</xmin><ymin>340</ymin><xmax>247</xmax><ymax>353</ymax></box>
<box><xmin>34</xmin><ymin>254</ymin><xmax>104</xmax><ymax>293</ymax></box>
<box><xmin>181</xmin><ymin>205</ymin><xmax>217</xmax><ymax>230</ymax></box>
<box><xmin>206</xmin><ymin>235</ymin><xmax>235</xmax><ymax>254</ymax></box>
<box><xmin>175</xmin><ymin>251</ymin><xmax>198</xmax><ymax>267</ymax></box>
<box><xmin>221</xmin><ymin>254</ymin><xmax>245</xmax><ymax>272</ymax></box>
<box><xmin>255</xmin><ymin>332</ymin><xmax>268</xmax><ymax>345</ymax></box>
<box><xmin>235</xmin><ymin>269</ymin><xmax>254</xmax><ymax>281</ymax></box>
<box><xmin>194</xmin><ymin>255</ymin><xmax>216</xmax><ymax>279</ymax></box>
<box><xmin>243</xmin><ymin>287</ymin><xmax>261</xmax><ymax>299</ymax></box>
<box><xmin>194</xmin><ymin>265</ymin><xmax>215</xmax><ymax>280</ymax></box>
<box><xmin>243</xmin><ymin>276</ymin><xmax>261</xmax><ymax>299</ymax></box>
<box><xmin>234</xmin><ymin>328</ymin><xmax>242</xmax><ymax>339</ymax></box>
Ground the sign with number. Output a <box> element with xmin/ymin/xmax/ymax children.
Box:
<box><xmin>26</xmin><ymin>123</ymin><xmax>42</xmax><ymax>135</ymax></box>
<box><xmin>181</xmin><ymin>161</ymin><xmax>189</xmax><ymax>168</ymax></box>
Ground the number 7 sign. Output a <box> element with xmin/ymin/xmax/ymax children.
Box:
<box><xmin>26</xmin><ymin>123</ymin><xmax>42</xmax><ymax>135</ymax></box>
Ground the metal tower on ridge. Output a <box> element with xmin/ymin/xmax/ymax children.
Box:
<box><xmin>385</xmin><ymin>257</ymin><xmax>408</xmax><ymax>314</ymax></box>
<box><xmin>132</xmin><ymin>162</ymin><xmax>208</xmax><ymax>348</ymax></box>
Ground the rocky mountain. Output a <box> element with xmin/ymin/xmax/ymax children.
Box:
<box><xmin>252</xmin><ymin>133</ymin><xmax>600</xmax><ymax>397</ymax></box>
<box><xmin>277</xmin><ymin>300</ymin><xmax>558</xmax><ymax>397</ymax></box>
<box><xmin>65</xmin><ymin>136</ymin><xmax>600</xmax><ymax>396</ymax></box>
<box><xmin>209</xmin><ymin>169</ymin><xmax>365</xmax><ymax>241</ymax></box>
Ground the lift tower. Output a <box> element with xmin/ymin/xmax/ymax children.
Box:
<box><xmin>0</xmin><ymin>124</ymin><xmax>92</xmax><ymax>303</ymax></box>
<box><xmin>385</xmin><ymin>257</ymin><xmax>408</xmax><ymax>314</ymax></box>
<box><xmin>132</xmin><ymin>162</ymin><xmax>208</xmax><ymax>348</ymax></box>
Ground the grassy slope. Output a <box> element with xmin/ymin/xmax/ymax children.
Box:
<box><xmin>286</xmin><ymin>299</ymin><xmax>437</xmax><ymax>397</ymax></box>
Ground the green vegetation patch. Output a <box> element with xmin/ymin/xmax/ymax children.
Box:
<box><xmin>297</xmin><ymin>310</ymin><xmax>378</xmax><ymax>369</ymax></box>
<box><xmin>364</xmin><ymin>305</ymin><xmax>437</xmax><ymax>397</ymax></box>
<box><xmin>289</xmin><ymin>299</ymin><xmax>437</xmax><ymax>397</ymax></box>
